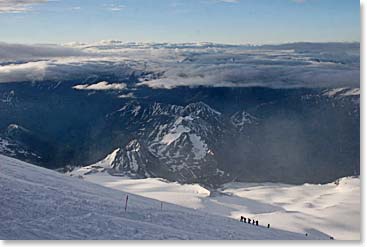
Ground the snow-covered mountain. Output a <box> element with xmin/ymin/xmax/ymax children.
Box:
<box><xmin>0</xmin><ymin>154</ymin><xmax>322</xmax><ymax>240</ymax></box>
<box><xmin>322</xmin><ymin>88</ymin><xmax>360</xmax><ymax>98</ymax></box>
<box><xmin>0</xmin><ymin>124</ymin><xmax>42</xmax><ymax>163</ymax></box>
<box><xmin>105</xmin><ymin>101</ymin><xmax>226</xmax><ymax>185</ymax></box>
<box><xmin>0</xmin><ymin>85</ymin><xmax>360</xmax><ymax>186</ymax></box>
<box><xmin>75</xmin><ymin>87</ymin><xmax>359</xmax><ymax>186</ymax></box>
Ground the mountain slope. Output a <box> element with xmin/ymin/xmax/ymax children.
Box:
<box><xmin>0</xmin><ymin>155</ymin><xmax>321</xmax><ymax>240</ymax></box>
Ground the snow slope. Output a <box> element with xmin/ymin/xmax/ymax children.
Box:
<box><xmin>221</xmin><ymin>179</ymin><xmax>360</xmax><ymax>241</ymax></box>
<box><xmin>70</xmin><ymin>168</ymin><xmax>360</xmax><ymax>240</ymax></box>
<box><xmin>0</xmin><ymin>155</ymin><xmax>319</xmax><ymax>240</ymax></box>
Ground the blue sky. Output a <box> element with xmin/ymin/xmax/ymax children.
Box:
<box><xmin>0</xmin><ymin>0</ymin><xmax>360</xmax><ymax>44</ymax></box>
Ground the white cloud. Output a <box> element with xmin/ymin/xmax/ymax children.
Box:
<box><xmin>73</xmin><ymin>81</ymin><xmax>127</xmax><ymax>91</ymax></box>
<box><xmin>0</xmin><ymin>41</ymin><xmax>359</xmax><ymax>89</ymax></box>
<box><xmin>118</xmin><ymin>92</ymin><xmax>135</xmax><ymax>98</ymax></box>
<box><xmin>0</xmin><ymin>0</ymin><xmax>48</xmax><ymax>13</ymax></box>
<box><xmin>0</xmin><ymin>61</ymin><xmax>47</xmax><ymax>83</ymax></box>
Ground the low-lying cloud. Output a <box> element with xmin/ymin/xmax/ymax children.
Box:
<box><xmin>0</xmin><ymin>61</ymin><xmax>47</xmax><ymax>83</ymax></box>
<box><xmin>0</xmin><ymin>41</ymin><xmax>360</xmax><ymax>89</ymax></box>
<box><xmin>73</xmin><ymin>81</ymin><xmax>127</xmax><ymax>91</ymax></box>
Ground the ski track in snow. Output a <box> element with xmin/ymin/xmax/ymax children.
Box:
<box><xmin>0</xmin><ymin>155</ymin><xmax>320</xmax><ymax>240</ymax></box>
<box><xmin>70</xmin><ymin>168</ymin><xmax>360</xmax><ymax>240</ymax></box>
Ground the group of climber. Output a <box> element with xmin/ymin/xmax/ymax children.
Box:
<box><xmin>240</xmin><ymin>216</ymin><xmax>335</xmax><ymax>240</ymax></box>
<box><xmin>240</xmin><ymin>216</ymin><xmax>270</xmax><ymax>228</ymax></box>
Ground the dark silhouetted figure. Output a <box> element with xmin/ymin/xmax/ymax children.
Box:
<box><xmin>124</xmin><ymin>195</ymin><xmax>129</xmax><ymax>212</ymax></box>
<box><xmin>330</xmin><ymin>236</ymin><xmax>334</xmax><ymax>240</ymax></box>
<box><xmin>247</xmin><ymin>218</ymin><xmax>251</xmax><ymax>224</ymax></box>
<box><xmin>240</xmin><ymin>216</ymin><xmax>244</xmax><ymax>222</ymax></box>
<box><xmin>267</xmin><ymin>224</ymin><xmax>270</xmax><ymax>228</ymax></box>
<box><xmin>305</xmin><ymin>233</ymin><xmax>308</xmax><ymax>237</ymax></box>
<box><xmin>256</xmin><ymin>220</ymin><xmax>259</xmax><ymax>226</ymax></box>
<box><xmin>252</xmin><ymin>220</ymin><xmax>255</xmax><ymax>225</ymax></box>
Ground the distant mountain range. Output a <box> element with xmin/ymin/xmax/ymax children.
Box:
<box><xmin>0</xmin><ymin>81</ymin><xmax>360</xmax><ymax>187</ymax></box>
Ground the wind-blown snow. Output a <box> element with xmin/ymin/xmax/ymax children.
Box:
<box><xmin>0</xmin><ymin>154</ymin><xmax>319</xmax><ymax>240</ymax></box>
<box><xmin>71</xmin><ymin>169</ymin><xmax>360</xmax><ymax>240</ymax></box>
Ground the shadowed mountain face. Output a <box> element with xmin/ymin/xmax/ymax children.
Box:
<box><xmin>0</xmin><ymin>82</ymin><xmax>360</xmax><ymax>187</ymax></box>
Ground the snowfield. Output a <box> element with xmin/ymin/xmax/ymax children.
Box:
<box><xmin>70</xmin><ymin>164</ymin><xmax>360</xmax><ymax>240</ymax></box>
<box><xmin>0</xmin><ymin>155</ymin><xmax>323</xmax><ymax>240</ymax></box>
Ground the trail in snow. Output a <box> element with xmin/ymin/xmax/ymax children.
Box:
<box><xmin>0</xmin><ymin>155</ymin><xmax>320</xmax><ymax>240</ymax></box>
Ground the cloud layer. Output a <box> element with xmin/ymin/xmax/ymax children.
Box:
<box><xmin>0</xmin><ymin>41</ymin><xmax>360</xmax><ymax>89</ymax></box>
